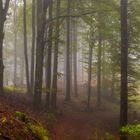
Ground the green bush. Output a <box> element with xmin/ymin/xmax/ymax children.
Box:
<box><xmin>121</xmin><ymin>124</ymin><xmax>140</xmax><ymax>140</ymax></box>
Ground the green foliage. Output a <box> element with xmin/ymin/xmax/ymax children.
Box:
<box><xmin>121</xmin><ymin>124</ymin><xmax>140</xmax><ymax>137</ymax></box>
<box><xmin>4</xmin><ymin>86</ymin><xmax>26</xmax><ymax>93</ymax></box>
<box><xmin>17</xmin><ymin>1</ymin><xmax>32</xmax><ymax>34</ymax></box>
<box><xmin>15</xmin><ymin>111</ymin><xmax>29</xmax><ymax>123</ymax></box>
<box><xmin>27</xmin><ymin>123</ymin><xmax>49</xmax><ymax>140</ymax></box>
<box><xmin>15</xmin><ymin>111</ymin><xmax>49</xmax><ymax>140</ymax></box>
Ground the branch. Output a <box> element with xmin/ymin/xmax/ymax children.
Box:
<box><xmin>3</xmin><ymin>0</ymin><xmax>10</xmax><ymax>17</ymax></box>
<box><xmin>47</xmin><ymin>9</ymin><xmax>114</xmax><ymax>23</ymax></box>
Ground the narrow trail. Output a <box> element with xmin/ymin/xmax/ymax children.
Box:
<box><xmin>51</xmin><ymin>97</ymin><xmax>120</xmax><ymax>140</ymax></box>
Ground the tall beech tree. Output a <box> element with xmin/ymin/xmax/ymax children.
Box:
<box><xmin>97</xmin><ymin>31</ymin><xmax>102</xmax><ymax>106</ymax></box>
<box><xmin>46</xmin><ymin>0</ymin><xmax>53</xmax><ymax>107</ymax></box>
<box><xmin>51</xmin><ymin>0</ymin><xmax>60</xmax><ymax>108</ymax></box>
<box><xmin>23</xmin><ymin>0</ymin><xmax>31</xmax><ymax>95</ymax></box>
<box><xmin>73</xmin><ymin>18</ymin><xmax>78</xmax><ymax>97</ymax></box>
<box><xmin>13</xmin><ymin>0</ymin><xmax>17</xmax><ymax>87</ymax></box>
<box><xmin>120</xmin><ymin>0</ymin><xmax>128</xmax><ymax>139</ymax></box>
<box><xmin>30</xmin><ymin>0</ymin><xmax>36</xmax><ymax>94</ymax></box>
<box><xmin>65</xmin><ymin>0</ymin><xmax>71</xmax><ymax>101</ymax></box>
<box><xmin>34</xmin><ymin>0</ymin><xmax>48</xmax><ymax>107</ymax></box>
<box><xmin>0</xmin><ymin>0</ymin><xmax>10</xmax><ymax>94</ymax></box>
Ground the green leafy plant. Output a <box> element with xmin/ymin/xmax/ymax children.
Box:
<box><xmin>16</xmin><ymin>111</ymin><xmax>49</xmax><ymax>140</ymax></box>
<box><xmin>121</xmin><ymin>124</ymin><xmax>140</xmax><ymax>137</ymax></box>
<box><xmin>15</xmin><ymin>111</ymin><xmax>29</xmax><ymax>123</ymax></box>
<box><xmin>27</xmin><ymin>123</ymin><xmax>49</xmax><ymax>140</ymax></box>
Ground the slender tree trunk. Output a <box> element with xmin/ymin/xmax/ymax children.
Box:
<box><xmin>23</xmin><ymin>0</ymin><xmax>31</xmax><ymax>95</ymax></box>
<box><xmin>46</xmin><ymin>0</ymin><xmax>53</xmax><ymax>107</ymax></box>
<box><xmin>87</xmin><ymin>45</ymin><xmax>93</xmax><ymax>109</ymax></box>
<box><xmin>111</xmin><ymin>67</ymin><xmax>115</xmax><ymax>99</ymax></box>
<box><xmin>0</xmin><ymin>0</ymin><xmax>10</xmax><ymax>94</ymax></box>
<box><xmin>30</xmin><ymin>0</ymin><xmax>36</xmax><ymax>94</ymax></box>
<box><xmin>101</xmin><ymin>42</ymin><xmax>106</xmax><ymax>94</ymax></box>
<box><xmin>120</xmin><ymin>0</ymin><xmax>128</xmax><ymax>139</ymax></box>
<box><xmin>0</xmin><ymin>23</ymin><xmax>4</xmax><ymax>94</ymax></box>
<box><xmin>20</xmin><ymin>50</ymin><xmax>24</xmax><ymax>86</ymax></box>
<box><xmin>13</xmin><ymin>0</ymin><xmax>17</xmax><ymax>88</ymax></box>
<box><xmin>65</xmin><ymin>0</ymin><xmax>71</xmax><ymax>101</ymax></box>
<box><xmin>73</xmin><ymin>18</ymin><xmax>78</xmax><ymax>97</ymax></box>
<box><xmin>97</xmin><ymin>31</ymin><xmax>102</xmax><ymax>106</ymax></box>
<box><xmin>70</xmin><ymin>12</ymin><xmax>73</xmax><ymax>96</ymax></box>
<box><xmin>51</xmin><ymin>0</ymin><xmax>60</xmax><ymax>108</ymax></box>
<box><xmin>34</xmin><ymin>0</ymin><xmax>48</xmax><ymax>107</ymax></box>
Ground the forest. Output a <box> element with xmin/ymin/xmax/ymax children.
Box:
<box><xmin>0</xmin><ymin>0</ymin><xmax>139</xmax><ymax>139</ymax></box>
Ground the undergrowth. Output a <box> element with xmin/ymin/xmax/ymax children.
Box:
<box><xmin>0</xmin><ymin>111</ymin><xmax>49</xmax><ymax>140</ymax></box>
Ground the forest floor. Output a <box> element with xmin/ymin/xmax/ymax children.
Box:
<box><xmin>51</xmin><ymin>94</ymin><xmax>120</xmax><ymax>140</ymax></box>
<box><xmin>0</xmin><ymin>87</ymin><xmax>122</xmax><ymax>140</ymax></box>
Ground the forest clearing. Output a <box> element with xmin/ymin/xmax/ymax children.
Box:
<box><xmin>0</xmin><ymin>0</ymin><xmax>140</xmax><ymax>139</ymax></box>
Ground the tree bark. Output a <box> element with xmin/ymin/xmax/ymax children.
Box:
<box><xmin>13</xmin><ymin>0</ymin><xmax>17</xmax><ymax>88</ymax></box>
<box><xmin>73</xmin><ymin>18</ymin><xmax>78</xmax><ymax>97</ymax></box>
<box><xmin>23</xmin><ymin>0</ymin><xmax>31</xmax><ymax>95</ymax></box>
<box><xmin>97</xmin><ymin>31</ymin><xmax>102</xmax><ymax>106</ymax></box>
<box><xmin>34</xmin><ymin>0</ymin><xmax>48</xmax><ymax>107</ymax></box>
<box><xmin>51</xmin><ymin>0</ymin><xmax>60</xmax><ymax>108</ymax></box>
<box><xmin>65</xmin><ymin>0</ymin><xmax>71</xmax><ymax>101</ymax></box>
<box><xmin>0</xmin><ymin>0</ymin><xmax>10</xmax><ymax>94</ymax></box>
<box><xmin>30</xmin><ymin>0</ymin><xmax>36</xmax><ymax>94</ymax></box>
<box><xmin>120</xmin><ymin>0</ymin><xmax>128</xmax><ymax>139</ymax></box>
<box><xmin>46</xmin><ymin>0</ymin><xmax>53</xmax><ymax>107</ymax></box>
<box><xmin>87</xmin><ymin>45</ymin><xmax>93</xmax><ymax>109</ymax></box>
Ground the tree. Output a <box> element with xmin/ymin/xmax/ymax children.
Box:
<box><xmin>46</xmin><ymin>0</ymin><xmax>53</xmax><ymax>107</ymax></box>
<box><xmin>0</xmin><ymin>0</ymin><xmax>10</xmax><ymax>94</ymax></box>
<box><xmin>23</xmin><ymin>0</ymin><xmax>31</xmax><ymax>95</ymax></box>
<box><xmin>13</xmin><ymin>0</ymin><xmax>18</xmax><ymax>88</ymax></box>
<box><xmin>65</xmin><ymin>0</ymin><xmax>71</xmax><ymax>101</ymax></box>
<box><xmin>73</xmin><ymin>9</ymin><xmax>78</xmax><ymax>97</ymax></box>
<box><xmin>120</xmin><ymin>0</ymin><xmax>128</xmax><ymax>139</ymax></box>
<box><xmin>30</xmin><ymin>0</ymin><xmax>36</xmax><ymax>94</ymax></box>
<box><xmin>97</xmin><ymin>30</ymin><xmax>102</xmax><ymax>107</ymax></box>
<box><xmin>87</xmin><ymin>40</ymin><xmax>93</xmax><ymax>109</ymax></box>
<box><xmin>34</xmin><ymin>0</ymin><xmax>48</xmax><ymax>107</ymax></box>
<box><xmin>51</xmin><ymin>0</ymin><xmax>60</xmax><ymax>108</ymax></box>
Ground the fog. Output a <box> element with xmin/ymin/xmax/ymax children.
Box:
<box><xmin>0</xmin><ymin>0</ymin><xmax>140</xmax><ymax>140</ymax></box>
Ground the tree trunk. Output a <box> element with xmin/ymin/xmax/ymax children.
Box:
<box><xmin>120</xmin><ymin>0</ymin><xmax>128</xmax><ymax>139</ymax></box>
<box><xmin>46</xmin><ymin>0</ymin><xmax>53</xmax><ymax>107</ymax></box>
<box><xmin>34</xmin><ymin>0</ymin><xmax>48</xmax><ymax>107</ymax></box>
<box><xmin>73</xmin><ymin>18</ymin><xmax>78</xmax><ymax>97</ymax></box>
<box><xmin>87</xmin><ymin>45</ymin><xmax>93</xmax><ymax>109</ymax></box>
<box><xmin>65</xmin><ymin>0</ymin><xmax>71</xmax><ymax>101</ymax></box>
<box><xmin>20</xmin><ymin>50</ymin><xmax>24</xmax><ymax>86</ymax></box>
<box><xmin>97</xmin><ymin>32</ymin><xmax>102</xmax><ymax>106</ymax></box>
<box><xmin>51</xmin><ymin>0</ymin><xmax>60</xmax><ymax>108</ymax></box>
<box><xmin>13</xmin><ymin>0</ymin><xmax>17</xmax><ymax>88</ymax></box>
<box><xmin>0</xmin><ymin>24</ymin><xmax>4</xmax><ymax>94</ymax></box>
<box><xmin>111</xmin><ymin>67</ymin><xmax>115</xmax><ymax>99</ymax></box>
<box><xmin>30</xmin><ymin>0</ymin><xmax>36</xmax><ymax>95</ymax></box>
<box><xmin>23</xmin><ymin>0</ymin><xmax>31</xmax><ymax>95</ymax></box>
<box><xmin>0</xmin><ymin>0</ymin><xmax>10</xmax><ymax>94</ymax></box>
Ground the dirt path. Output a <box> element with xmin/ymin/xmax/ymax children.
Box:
<box><xmin>51</xmin><ymin>97</ymin><xmax>120</xmax><ymax>140</ymax></box>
